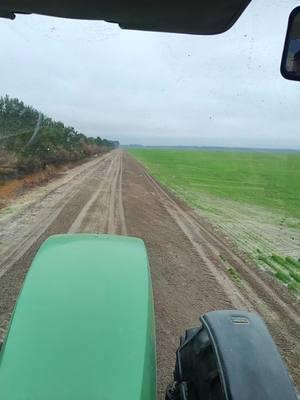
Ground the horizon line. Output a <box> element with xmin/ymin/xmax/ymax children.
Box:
<box><xmin>121</xmin><ymin>144</ymin><xmax>300</xmax><ymax>152</ymax></box>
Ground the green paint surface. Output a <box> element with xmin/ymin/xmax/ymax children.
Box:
<box><xmin>0</xmin><ymin>234</ymin><xmax>156</xmax><ymax>400</ymax></box>
<box><xmin>129</xmin><ymin>148</ymin><xmax>300</xmax><ymax>218</ymax></box>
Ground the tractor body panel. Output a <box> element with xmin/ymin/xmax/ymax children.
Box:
<box><xmin>0</xmin><ymin>234</ymin><xmax>156</xmax><ymax>400</ymax></box>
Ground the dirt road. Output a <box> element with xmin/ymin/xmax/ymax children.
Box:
<box><xmin>0</xmin><ymin>149</ymin><xmax>299</xmax><ymax>396</ymax></box>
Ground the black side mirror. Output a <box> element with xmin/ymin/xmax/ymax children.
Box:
<box><xmin>281</xmin><ymin>7</ymin><xmax>300</xmax><ymax>81</ymax></box>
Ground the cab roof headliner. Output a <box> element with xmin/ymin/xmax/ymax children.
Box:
<box><xmin>0</xmin><ymin>0</ymin><xmax>251</xmax><ymax>35</ymax></box>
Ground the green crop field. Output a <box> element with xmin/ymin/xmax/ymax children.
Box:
<box><xmin>129</xmin><ymin>148</ymin><xmax>300</xmax><ymax>293</ymax></box>
<box><xmin>128</xmin><ymin>148</ymin><xmax>300</xmax><ymax>219</ymax></box>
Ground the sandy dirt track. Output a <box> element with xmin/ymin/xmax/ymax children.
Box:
<box><xmin>0</xmin><ymin>149</ymin><xmax>299</xmax><ymax>396</ymax></box>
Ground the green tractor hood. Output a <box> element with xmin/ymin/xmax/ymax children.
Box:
<box><xmin>0</xmin><ymin>234</ymin><xmax>156</xmax><ymax>400</ymax></box>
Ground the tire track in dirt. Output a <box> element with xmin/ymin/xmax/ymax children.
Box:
<box><xmin>143</xmin><ymin>171</ymin><xmax>249</xmax><ymax>310</ymax></box>
<box><xmin>190</xmin><ymin>213</ymin><xmax>300</xmax><ymax>319</ymax></box>
<box><xmin>106</xmin><ymin>153</ymin><xmax>122</xmax><ymax>234</ymax></box>
<box><xmin>110</xmin><ymin>152</ymin><xmax>127</xmax><ymax>235</ymax></box>
<box><xmin>0</xmin><ymin>153</ymin><xmax>113</xmax><ymax>279</ymax></box>
<box><xmin>68</xmin><ymin>154</ymin><xmax>117</xmax><ymax>233</ymax></box>
<box><xmin>67</xmin><ymin>151</ymin><xmax>127</xmax><ymax>235</ymax></box>
<box><xmin>118</xmin><ymin>154</ymin><xmax>128</xmax><ymax>235</ymax></box>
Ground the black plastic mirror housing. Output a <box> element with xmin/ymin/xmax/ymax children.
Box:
<box><xmin>281</xmin><ymin>6</ymin><xmax>300</xmax><ymax>81</ymax></box>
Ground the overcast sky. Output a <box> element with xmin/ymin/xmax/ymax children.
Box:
<box><xmin>0</xmin><ymin>0</ymin><xmax>299</xmax><ymax>148</ymax></box>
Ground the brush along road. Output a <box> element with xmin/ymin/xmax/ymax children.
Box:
<box><xmin>0</xmin><ymin>149</ymin><xmax>299</xmax><ymax>397</ymax></box>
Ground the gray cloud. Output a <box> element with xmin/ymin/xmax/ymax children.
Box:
<box><xmin>0</xmin><ymin>0</ymin><xmax>299</xmax><ymax>148</ymax></box>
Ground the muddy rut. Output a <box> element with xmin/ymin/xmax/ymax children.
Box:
<box><xmin>0</xmin><ymin>150</ymin><xmax>299</xmax><ymax>397</ymax></box>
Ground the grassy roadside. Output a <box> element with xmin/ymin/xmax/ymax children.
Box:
<box><xmin>128</xmin><ymin>148</ymin><xmax>300</xmax><ymax>295</ymax></box>
<box><xmin>0</xmin><ymin>156</ymin><xmax>99</xmax><ymax>209</ymax></box>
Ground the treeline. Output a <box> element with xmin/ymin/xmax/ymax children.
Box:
<box><xmin>0</xmin><ymin>95</ymin><xmax>119</xmax><ymax>177</ymax></box>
